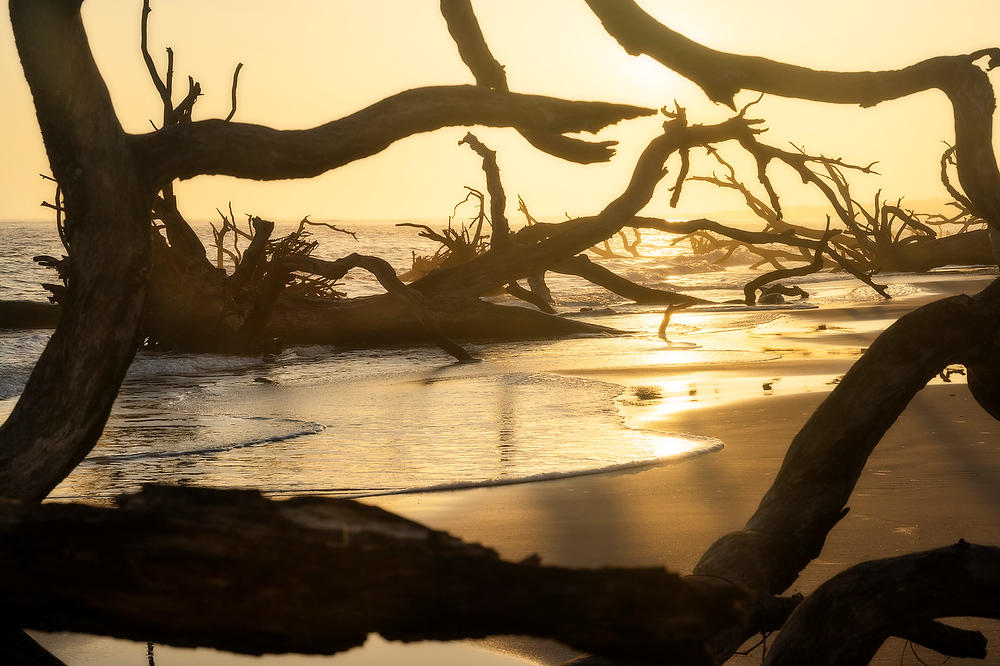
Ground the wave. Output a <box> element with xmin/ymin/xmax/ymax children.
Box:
<box><xmin>81</xmin><ymin>417</ymin><xmax>326</xmax><ymax>464</ymax></box>
<box><xmin>267</xmin><ymin>434</ymin><xmax>724</xmax><ymax>498</ymax></box>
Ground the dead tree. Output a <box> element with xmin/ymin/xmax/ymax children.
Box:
<box><xmin>5</xmin><ymin>1</ymin><xmax>1000</xmax><ymax>665</ymax></box>
<box><xmin>37</xmin><ymin>0</ymin><xmax>656</xmax><ymax>361</ymax></box>
<box><xmin>0</xmin><ymin>0</ymin><xmax>652</xmax><ymax>503</ymax></box>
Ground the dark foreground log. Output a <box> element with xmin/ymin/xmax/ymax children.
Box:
<box><xmin>0</xmin><ymin>485</ymin><xmax>746</xmax><ymax>664</ymax></box>
<box><xmin>0</xmin><ymin>627</ymin><xmax>65</xmax><ymax>665</ymax></box>
<box><xmin>0</xmin><ymin>302</ymin><xmax>59</xmax><ymax>329</ymax></box>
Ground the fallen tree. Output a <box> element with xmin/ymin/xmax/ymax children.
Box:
<box><xmin>4</xmin><ymin>1</ymin><xmax>1000</xmax><ymax>665</ymax></box>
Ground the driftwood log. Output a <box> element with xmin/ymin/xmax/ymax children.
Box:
<box><xmin>4</xmin><ymin>1</ymin><xmax>1000</xmax><ymax>665</ymax></box>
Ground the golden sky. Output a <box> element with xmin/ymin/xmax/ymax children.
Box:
<box><xmin>2</xmin><ymin>1</ymin><xmax>999</xmax><ymax>224</ymax></box>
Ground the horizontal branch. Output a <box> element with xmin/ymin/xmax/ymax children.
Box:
<box><xmin>412</xmin><ymin>113</ymin><xmax>765</xmax><ymax>298</ymax></box>
<box><xmin>132</xmin><ymin>85</ymin><xmax>653</xmax><ymax>186</ymax></box>
<box><xmin>552</xmin><ymin>254</ymin><xmax>705</xmax><ymax>306</ymax></box>
<box><xmin>0</xmin><ymin>485</ymin><xmax>746</xmax><ymax>664</ymax></box>
<box><xmin>271</xmin><ymin>253</ymin><xmax>474</xmax><ymax>362</ymax></box>
<box><xmin>585</xmin><ymin>0</ymin><xmax>1000</xmax><ymax>109</ymax></box>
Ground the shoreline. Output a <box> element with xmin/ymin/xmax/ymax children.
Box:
<box><xmin>28</xmin><ymin>273</ymin><xmax>1000</xmax><ymax>664</ymax></box>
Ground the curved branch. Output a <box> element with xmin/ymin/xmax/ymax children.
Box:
<box><xmin>585</xmin><ymin>0</ymin><xmax>999</xmax><ymax>109</ymax></box>
<box><xmin>412</xmin><ymin>113</ymin><xmax>766</xmax><ymax>298</ymax></box>
<box><xmin>585</xmin><ymin>0</ymin><xmax>1000</xmax><ymax>232</ymax></box>
<box><xmin>224</xmin><ymin>62</ymin><xmax>243</xmax><ymax>122</ymax></box>
<box><xmin>696</xmin><ymin>278</ymin><xmax>1000</xmax><ymax>596</ymax></box>
<box><xmin>440</xmin><ymin>0</ymin><xmax>619</xmax><ymax>163</ymax></box>
<box><xmin>132</xmin><ymin>86</ymin><xmax>654</xmax><ymax>186</ymax></box>
<box><xmin>257</xmin><ymin>253</ymin><xmax>474</xmax><ymax>362</ymax></box>
<box><xmin>765</xmin><ymin>542</ymin><xmax>1000</xmax><ymax>664</ymax></box>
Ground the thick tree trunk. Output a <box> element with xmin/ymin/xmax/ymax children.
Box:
<box><xmin>0</xmin><ymin>0</ymin><xmax>152</xmax><ymax>503</ymax></box>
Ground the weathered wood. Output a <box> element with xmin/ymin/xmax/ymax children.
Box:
<box><xmin>504</xmin><ymin>281</ymin><xmax>557</xmax><ymax>314</ymax></box>
<box><xmin>413</xmin><ymin>112</ymin><xmax>767</xmax><ymax>300</ymax></box>
<box><xmin>459</xmin><ymin>133</ymin><xmax>510</xmax><ymax>249</ymax></box>
<box><xmin>266</xmin><ymin>253</ymin><xmax>474</xmax><ymax>362</ymax></box>
<box><xmin>880</xmin><ymin>229</ymin><xmax>995</xmax><ymax>271</ymax></box>
<box><xmin>0</xmin><ymin>0</ymin><xmax>152</xmax><ymax>503</ymax></box>
<box><xmin>585</xmin><ymin>1</ymin><xmax>1000</xmax><ymax>233</ymax></box>
<box><xmin>0</xmin><ymin>301</ymin><xmax>59</xmax><ymax>329</ymax></box>
<box><xmin>692</xmin><ymin>278</ymin><xmax>1000</xmax><ymax>658</ymax></box>
<box><xmin>228</xmin><ymin>217</ymin><xmax>274</xmax><ymax>290</ymax></box>
<box><xmin>552</xmin><ymin>255</ymin><xmax>705</xmax><ymax>306</ymax></box>
<box><xmin>0</xmin><ymin>485</ymin><xmax>746</xmax><ymax>664</ymax></box>
<box><xmin>440</xmin><ymin>0</ymin><xmax>619</xmax><ymax>164</ymax></box>
<box><xmin>133</xmin><ymin>87</ymin><xmax>652</xmax><ymax>186</ymax></box>
<box><xmin>764</xmin><ymin>542</ymin><xmax>1000</xmax><ymax>665</ymax></box>
<box><xmin>264</xmin><ymin>292</ymin><xmax>612</xmax><ymax>347</ymax></box>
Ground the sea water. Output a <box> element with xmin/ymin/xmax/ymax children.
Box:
<box><xmin>2</xmin><ymin>218</ymin><xmax>995</xmax><ymax>665</ymax></box>
<box><xmin>0</xmin><ymin>218</ymin><xmax>979</xmax><ymax>504</ymax></box>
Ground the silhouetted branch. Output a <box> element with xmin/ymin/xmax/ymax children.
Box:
<box><xmin>133</xmin><ymin>86</ymin><xmax>654</xmax><ymax>185</ymax></box>
<box><xmin>460</xmin><ymin>133</ymin><xmax>509</xmax><ymax>248</ymax></box>
<box><xmin>695</xmin><ymin>277</ymin><xmax>1000</xmax><ymax>657</ymax></box>
<box><xmin>765</xmin><ymin>541</ymin><xmax>999</xmax><ymax>664</ymax></box>
<box><xmin>140</xmin><ymin>0</ymin><xmax>171</xmax><ymax>119</ymax></box>
<box><xmin>552</xmin><ymin>254</ymin><xmax>705</xmax><ymax>306</ymax></box>
<box><xmin>585</xmin><ymin>0</ymin><xmax>1000</xmax><ymax>230</ymax></box>
<box><xmin>225</xmin><ymin>62</ymin><xmax>243</xmax><ymax>122</ymax></box>
<box><xmin>0</xmin><ymin>485</ymin><xmax>745</xmax><ymax>664</ymax></box>
<box><xmin>261</xmin><ymin>253</ymin><xmax>475</xmax><ymax>362</ymax></box>
<box><xmin>440</xmin><ymin>0</ymin><xmax>620</xmax><ymax>163</ymax></box>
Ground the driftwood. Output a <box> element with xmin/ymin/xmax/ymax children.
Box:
<box><xmin>0</xmin><ymin>485</ymin><xmax>745</xmax><ymax>664</ymax></box>
<box><xmin>440</xmin><ymin>0</ymin><xmax>620</xmax><ymax>164</ymax></box>
<box><xmin>0</xmin><ymin>0</ymin><xmax>649</xmax><ymax>503</ymax></box>
<box><xmin>6</xmin><ymin>1</ymin><xmax>1000</xmax><ymax>664</ymax></box>
<box><xmin>3</xmin><ymin>279</ymin><xmax>1000</xmax><ymax>664</ymax></box>
<box><xmin>764</xmin><ymin>541</ymin><xmax>1000</xmax><ymax>664</ymax></box>
<box><xmin>552</xmin><ymin>255</ymin><xmax>705</xmax><ymax>306</ymax></box>
<box><xmin>585</xmin><ymin>0</ymin><xmax>1000</xmax><ymax>232</ymax></box>
<box><xmin>0</xmin><ymin>302</ymin><xmax>59</xmax><ymax>329</ymax></box>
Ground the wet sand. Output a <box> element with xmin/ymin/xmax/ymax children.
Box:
<box><xmin>33</xmin><ymin>274</ymin><xmax>1000</xmax><ymax>664</ymax></box>
<box><xmin>367</xmin><ymin>280</ymin><xmax>1000</xmax><ymax>664</ymax></box>
<box><xmin>370</xmin><ymin>385</ymin><xmax>1000</xmax><ymax>664</ymax></box>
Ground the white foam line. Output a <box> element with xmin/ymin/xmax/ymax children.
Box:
<box><xmin>267</xmin><ymin>438</ymin><xmax>725</xmax><ymax>499</ymax></box>
<box><xmin>82</xmin><ymin>418</ymin><xmax>326</xmax><ymax>464</ymax></box>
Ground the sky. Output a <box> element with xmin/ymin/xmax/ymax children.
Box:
<box><xmin>2</xmin><ymin>1</ymin><xmax>1000</xmax><ymax>225</ymax></box>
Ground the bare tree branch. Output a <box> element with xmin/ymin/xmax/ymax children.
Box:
<box><xmin>765</xmin><ymin>541</ymin><xmax>1000</xmax><ymax>664</ymax></box>
<box><xmin>440</xmin><ymin>0</ymin><xmax>620</xmax><ymax>163</ymax></box>
<box><xmin>132</xmin><ymin>86</ymin><xmax>654</xmax><ymax>186</ymax></box>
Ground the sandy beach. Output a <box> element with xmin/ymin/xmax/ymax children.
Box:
<box><xmin>26</xmin><ymin>273</ymin><xmax>1000</xmax><ymax>665</ymax></box>
<box><xmin>369</xmin><ymin>279</ymin><xmax>1000</xmax><ymax>665</ymax></box>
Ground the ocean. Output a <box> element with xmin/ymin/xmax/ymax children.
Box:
<box><xmin>2</xmin><ymin>217</ymin><xmax>995</xmax><ymax>665</ymax></box>
<box><xmin>0</xmin><ymin>218</ymin><xmax>957</xmax><ymax>503</ymax></box>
